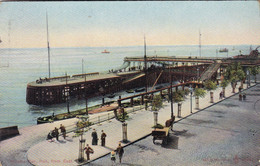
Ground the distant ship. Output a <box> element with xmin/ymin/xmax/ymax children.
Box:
<box><xmin>102</xmin><ymin>49</ymin><xmax>110</xmax><ymax>54</ymax></box>
<box><xmin>219</xmin><ymin>48</ymin><xmax>228</xmax><ymax>53</ymax></box>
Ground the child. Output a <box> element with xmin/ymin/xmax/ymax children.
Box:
<box><xmin>111</xmin><ymin>150</ymin><xmax>116</xmax><ymax>165</ymax></box>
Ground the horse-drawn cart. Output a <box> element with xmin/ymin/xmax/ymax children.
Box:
<box><xmin>152</xmin><ymin>127</ymin><xmax>170</xmax><ymax>145</ymax></box>
<box><xmin>151</xmin><ymin>116</ymin><xmax>175</xmax><ymax>145</ymax></box>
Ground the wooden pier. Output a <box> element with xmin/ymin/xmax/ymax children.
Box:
<box><xmin>26</xmin><ymin>50</ymin><xmax>259</xmax><ymax>106</ymax></box>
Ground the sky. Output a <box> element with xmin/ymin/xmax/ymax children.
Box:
<box><xmin>0</xmin><ymin>1</ymin><xmax>259</xmax><ymax>48</ymax></box>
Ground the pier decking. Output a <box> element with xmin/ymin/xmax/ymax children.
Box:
<box><xmin>26</xmin><ymin>53</ymin><xmax>259</xmax><ymax>105</ymax></box>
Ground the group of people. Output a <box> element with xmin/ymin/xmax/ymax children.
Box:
<box><xmin>46</xmin><ymin>124</ymin><xmax>66</xmax><ymax>142</ymax></box>
<box><xmin>84</xmin><ymin>142</ymin><xmax>124</xmax><ymax>164</ymax></box>
<box><xmin>91</xmin><ymin>129</ymin><xmax>107</xmax><ymax>146</ymax></box>
<box><xmin>239</xmin><ymin>93</ymin><xmax>246</xmax><ymax>101</ymax></box>
<box><xmin>84</xmin><ymin>129</ymin><xmax>124</xmax><ymax>164</ymax></box>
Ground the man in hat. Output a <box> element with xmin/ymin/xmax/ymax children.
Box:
<box><xmin>101</xmin><ymin>130</ymin><xmax>107</xmax><ymax>146</ymax></box>
<box><xmin>116</xmin><ymin>143</ymin><xmax>124</xmax><ymax>163</ymax></box>
<box><xmin>84</xmin><ymin>144</ymin><xmax>94</xmax><ymax>161</ymax></box>
<box><xmin>91</xmin><ymin>129</ymin><xmax>98</xmax><ymax>145</ymax></box>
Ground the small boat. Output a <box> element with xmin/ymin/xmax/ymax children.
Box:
<box><xmin>219</xmin><ymin>48</ymin><xmax>228</xmax><ymax>53</ymax></box>
<box><xmin>126</xmin><ymin>89</ymin><xmax>134</xmax><ymax>93</ymax></box>
<box><xmin>107</xmin><ymin>93</ymin><xmax>115</xmax><ymax>98</ymax></box>
<box><xmin>102</xmin><ymin>49</ymin><xmax>110</xmax><ymax>54</ymax></box>
<box><xmin>135</xmin><ymin>87</ymin><xmax>145</xmax><ymax>92</ymax></box>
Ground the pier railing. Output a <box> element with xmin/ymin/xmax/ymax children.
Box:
<box><xmin>64</xmin><ymin>104</ymin><xmax>151</xmax><ymax>135</ymax></box>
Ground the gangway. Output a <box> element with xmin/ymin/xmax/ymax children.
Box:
<box><xmin>122</xmin><ymin>72</ymin><xmax>145</xmax><ymax>84</ymax></box>
<box><xmin>200</xmin><ymin>62</ymin><xmax>221</xmax><ymax>81</ymax></box>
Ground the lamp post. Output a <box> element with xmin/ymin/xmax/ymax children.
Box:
<box><xmin>189</xmin><ymin>86</ymin><xmax>193</xmax><ymax>114</ymax></box>
<box><xmin>197</xmin><ymin>68</ymin><xmax>199</xmax><ymax>82</ymax></box>
<box><xmin>169</xmin><ymin>63</ymin><xmax>174</xmax><ymax>118</ymax></box>
<box><xmin>247</xmin><ymin>70</ymin><xmax>250</xmax><ymax>88</ymax></box>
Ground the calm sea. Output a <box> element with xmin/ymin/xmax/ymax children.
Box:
<box><xmin>0</xmin><ymin>45</ymin><xmax>254</xmax><ymax>128</ymax></box>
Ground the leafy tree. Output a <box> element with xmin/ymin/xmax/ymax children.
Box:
<box><xmin>172</xmin><ymin>90</ymin><xmax>184</xmax><ymax>117</ymax></box>
<box><xmin>224</xmin><ymin>62</ymin><xmax>245</xmax><ymax>92</ymax></box>
<box><xmin>220</xmin><ymin>79</ymin><xmax>229</xmax><ymax>97</ymax></box>
<box><xmin>203</xmin><ymin>80</ymin><xmax>217</xmax><ymax>91</ymax></box>
<box><xmin>193</xmin><ymin>88</ymin><xmax>206</xmax><ymax>109</ymax></box>
<box><xmin>249</xmin><ymin>65</ymin><xmax>259</xmax><ymax>83</ymax></box>
<box><xmin>203</xmin><ymin>80</ymin><xmax>217</xmax><ymax>103</ymax></box>
<box><xmin>151</xmin><ymin>95</ymin><xmax>163</xmax><ymax>111</ymax></box>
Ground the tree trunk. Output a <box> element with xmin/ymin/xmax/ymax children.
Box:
<box><xmin>255</xmin><ymin>75</ymin><xmax>257</xmax><ymax>83</ymax></box>
<box><xmin>195</xmin><ymin>96</ymin><xmax>199</xmax><ymax>109</ymax></box>
<box><xmin>232</xmin><ymin>82</ymin><xmax>237</xmax><ymax>93</ymax></box>
<box><xmin>210</xmin><ymin>92</ymin><xmax>214</xmax><ymax>103</ymax></box>
<box><xmin>240</xmin><ymin>80</ymin><xmax>244</xmax><ymax>89</ymax></box>
<box><xmin>222</xmin><ymin>87</ymin><xmax>226</xmax><ymax>98</ymax></box>
<box><xmin>177</xmin><ymin>103</ymin><xmax>182</xmax><ymax>118</ymax></box>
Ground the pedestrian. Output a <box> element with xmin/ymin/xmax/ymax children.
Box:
<box><xmin>111</xmin><ymin>150</ymin><xmax>116</xmax><ymax>165</ymax></box>
<box><xmin>84</xmin><ymin>144</ymin><xmax>94</xmax><ymax>161</ymax></box>
<box><xmin>243</xmin><ymin>93</ymin><xmax>246</xmax><ymax>101</ymax></box>
<box><xmin>53</xmin><ymin>127</ymin><xmax>59</xmax><ymax>141</ymax></box>
<box><xmin>116</xmin><ymin>143</ymin><xmax>124</xmax><ymax>163</ymax></box>
<box><xmin>101</xmin><ymin>130</ymin><xmax>107</xmax><ymax>146</ymax></box>
<box><xmin>239</xmin><ymin>93</ymin><xmax>242</xmax><ymax>101</ymax></box>
<box><xmin>91</xmin><ymin>129</ymin><xmax>98</xmax><ymax>145</ymax></box>
<box><xmin>46</xmin><ymin>130</ymin><xmax>54</xmax><ymax>142</ymax></box>
<box><xmin>59</xmin><ymin>124</ymin><xmax>66</xmax><ymax>139</ymax></box>
<box><xmin>219</xmin><ymin>91</ymin><xmax>223</xmax><ymax>99</ymax></box>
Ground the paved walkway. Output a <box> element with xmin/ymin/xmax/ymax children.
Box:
<box><xmin>92</xmin><ymin>81</ymin><xmax>260</xmax><ymax>166</ymax></box>
<box><xmin>26</xmin><ymin>81</ymin><xmax>255</xmax><ymax>166</ymax></box>
<box><xmin>0</xmin><ymin>80</ymin><xmax>256</xmax><ymax>166</ymax></box>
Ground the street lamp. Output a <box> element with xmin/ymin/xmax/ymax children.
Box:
<box><xmin>246</xmin><ymin>70</ymin><xmax>250</xmax><ymax>88</ymax></box>
<box><xmin>197</xmin><ymin>68</ymin><xmax>199</xmax><ymax>82</ymax></box>
<box><xmin>189</xmin><ymin>86</ymin><xmax>193</xmax><ymax>114</ymax></box>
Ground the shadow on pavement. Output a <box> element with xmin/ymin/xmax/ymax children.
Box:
<box><xmin>162</xmin><ymin>134</ymin><xmax>179</xmax><ymax>149</ymax></box>
<box><xmin>172</xmin><ymin>129</ymin><xmax>196</xmax><ymax>138</ymax></box>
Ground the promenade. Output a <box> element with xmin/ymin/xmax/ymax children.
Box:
<box><xmin>0</xmin><ymin>78</ymin><xmax>258</xmax><ymax>166</ymax></box>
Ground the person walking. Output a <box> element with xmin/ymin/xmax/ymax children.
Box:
<box><xmin>101</xmin><ymin>130</ymin><xmax>107</xmax><ymax>146</ymax></box>
<box><xmin>53</xmin><ymin>127</ymin><xmax>59</xmax><ymax>141</ymax></box>
<box><xmin>59</xmin><ymin>124</ymin><xmax>66</xmax><ymax>139</ymax></box>
<box><xmin>91</xmin><ymin>129</ymin><xmax>98</xmax><ymax>145</ymax></box>
<box><xmin>84</xmin><ymin>144</ymin><xmax>94</xmax><ymax>161</ymax></box>
<box><xmin>116</xmin><ymin>143</ymin><xmax>124</xmax><ymax>163</ymax></box>
<box><xmin>111</xmin><ymin>150</ymin><xmax>116</xmax><ymax>165</ymax></box>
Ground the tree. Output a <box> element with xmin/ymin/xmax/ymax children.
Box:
<box><xmin>203</xmin><ymin>80</ymin><xmax>217</xmax><ymax>103</ymax></box>
<box><xmin>151</xmin><ymin>95</ymin><xmax>163</xmax><ymax>126</ymax></box>
<box><xmin>249</xmin><ymin>65</ymin><xmax>259</xmax><ymax>83</ymax></box>
<box><xmin>193</xmin><ymin>88</ymin><xmax>206</xmax><ymax>109</ymax></box>
<box><xmin>172</xmin><ymin>90</ymin><xmax>185</xmax><ymax>118</ymax></box>
<box><xmin>224</xmin><ymin>62</ymin><xmax>245</xmax><ymax>92</ymax></box>
<box><xmin>220</xmin><ymin>79</ymin><xmax>229</xmax><ymax>98</ymax></box>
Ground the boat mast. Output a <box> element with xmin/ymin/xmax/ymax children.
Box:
<box><xmin>144</xmin><ymin>35</ymin><xmax>147</xmax><ymax>93</ymax></box>
<box><xmin>46</xmin><ymin>12</ymin><xmax>51</xmax><ymax>78</ymax></box>
<box><xmin>199</xmin><ymin>29</ymin><xmax>201</xmax><ymax>57</ymax></box>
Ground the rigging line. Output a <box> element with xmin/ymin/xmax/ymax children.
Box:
<box><xmin>46</xmin><ymin>11</ymin><xmax>51</xmax><ymax>78</ymax></box>
<box><xmin>151</xmin><ymin>70</ymin><xmax>164</xmax><ymax>91</ymax></box>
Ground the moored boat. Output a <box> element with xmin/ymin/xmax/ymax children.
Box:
<box><xmin>102</xmin><ymin>49</ymin><xmax>110</xmax><ymax>54</ymax></box>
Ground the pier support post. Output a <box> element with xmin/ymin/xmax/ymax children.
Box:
<box><xmin>102</xmin><ymin>97</ymin><xmax>105</xmax><ymax>106</ymax></box>
<box><xmin>130</xmin><ymin>98</ymin><xmax>133</xmax><ymax>107</ymax></box>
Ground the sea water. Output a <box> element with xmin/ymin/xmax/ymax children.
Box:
<box><xmin>0</xmin><ymin>45</ymin><xmax>254</xmax><ymax>128</ymax></box>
